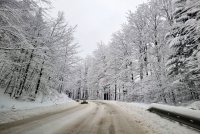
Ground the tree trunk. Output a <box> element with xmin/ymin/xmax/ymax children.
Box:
<box><xmin>139</xmin><ymin>42</ymin><xmax>144</xmax><ymax>80</ymax></box>
<box><xmin>4</xmin><ymin>74</ymin><xmax>13</xmax><ymax>96</ymax></box>
<box><xmin>11</xmin><ymin>75</ymin><xmax>17</xmax><ymax>99</ymax></box>
<box><xmin>35</xmin><ymin>61</ymin><xmax>44</xmax><ymax>96</ymax></box>
<box><xmin>140</xmin><ymin>63</ymin><xmax>144</xmax><ymax>80</ymax></box>
<box><xmin>18</xmin><ymin>50</ymin><xmax>34</xmax><ymax>96</ymax></box>
<box><xmin>144</xmin><ymin>45</ymin><xmax>148</xmax><ymax>76</ymax></box>
<box><xmin>114</xmin><ymin>83</ymin><xmax>117</xmax><ymax>100</ymax></box>
<box><xmin>59</xmin><ymin>76</ymin><xmax>64</xmax><ymax>93</ymax></box>
<box><xmin>119</xmin><ymin>88</ymin><xmax>121</xmax><ymax>100</ymax></box>
<box><xmin>0</xmin><ymin>62</ymin><xmax>5</xmax><ymax>76</ymax></box>
<box><xmin>171</xmin><ymin>91</ymin><xmax>176</xmax><ymax>104</ymax></box>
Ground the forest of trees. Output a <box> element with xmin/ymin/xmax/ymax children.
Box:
<box><xmin>1</xmin><ymin>0</ymin><xmax>200</xmax><ymax>104</ymax></box>
<box><xmin>81</xmin><ymin>0</ymin><xmax>200</xmax><ymax>104</ymax></box>
<box><xmin>0</xmin><ymin>0</ymin><xmax>80</xmax><ymax>101</ymax></box>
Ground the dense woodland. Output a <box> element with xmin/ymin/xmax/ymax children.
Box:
<box><xmin>0</xmin><ymin>0</ymin><xmax>200</xmax><ymax>104</ymax></box>
<box><xmin>82</xmin><ymin>0</ymin><xmax>200</xmax><ymax>104</ymax></box>
<box><xmin>0</xmin><ymin>0</ymin><xmax>79</xmax><ymax>101</ymax></box>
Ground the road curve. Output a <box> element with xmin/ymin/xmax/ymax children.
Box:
<box><xmin>0</xmin><ymin>101</ymin><xmax>148</xmax><ymax>134</ymax></box>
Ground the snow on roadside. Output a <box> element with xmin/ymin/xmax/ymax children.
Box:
<box><xmin>0</xmin><ymin>91</ymin><xmax>78</xmax><ymax>124</ymax></box>
<box><xmin>187</xmin><ymin>101</ymin><xmax>200</xmax><ymax>110</ymax></box>
<box><xmin>0</xmin><ymin>91</ymin><xmax>72</xmax><ymax>112</ymax></box>
<box><xmin>149</xmin><ymin>103</ymin><xmax>200</xmax><ymax>120</ymax></box>
<box><xmin>0</xmin><ymin>100</ymin><xmax>78</xmax><ymax>124</ymax></box>
<box><xmin>117</xmin><ymin>101</ymin><xmax>199</xmax><ymax>134</ymax></box>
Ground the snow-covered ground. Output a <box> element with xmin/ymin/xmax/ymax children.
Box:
<box><xmin>0</xmin><ymin>91</ymin><xmax>78</xmax><ymax>124</ymax></box>
<box><xmin>0</xmin><ymin>91</ymin><xmax>73</xmax><ymax>112</ymax></box>
<box><xmin>0</xmin><ymin>101</ymin><xmax>78</xmax><ymax>124</ymax></box>
<box><xmin>186</xmin><ymin>101</ymin><xmax>200</xmax><ymax>110</ymax></box>
<box><xmin>149</xmin><ymin>103</ymin><xmax>200</xmax><ymax>120</ymax></box>
<box><xmin>0</xmin><ymin>93</ymin><xmax>200</xmax><ymax>134</ymax></box>
<box><xmin>117</xmin><ymin>101</ymin><xmax>200</xmax><ymax>134</ymax></box>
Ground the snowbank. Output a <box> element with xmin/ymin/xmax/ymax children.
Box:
<box><xmin>149</xmin><ymin>103</ymin><xmax>200</xmax><ymax>120</ymax></box>
<box><xmin>187</xmin><ymin>101</ymin><xmax>200</xmax><ymax>110</ymax></box>
<box><xmin>0</xmin><ymin>90</ymin><xmax>78</xmax><ymax>124</ymax></box>
<box><xmin>0</xmin><ymin>91</ymin><xmax>72</xmax><ymax>112</ymax></box>
<box><xmin>0</xmin><ymin>101</ymin><xmax>78</xmax><ymax>124</ymax></box>
<box><xmin>117</xmin><ymin>101</ymin><xmax>199</xmax><ymax>134</ymax></box>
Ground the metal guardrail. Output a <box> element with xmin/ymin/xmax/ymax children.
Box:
<box><xmin>148</xmin><ymin>106</ymin><xmax>200</xmax><ymax>131</ymax></box>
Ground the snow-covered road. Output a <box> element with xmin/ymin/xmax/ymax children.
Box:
<box><xmin>0</xmin><ymin>101</ymin><xmax>148</xmax><ymax>134</ymax></box>
<box><xmin>0</xmin><ymin>100</ymin><xmax>199</xmax><ymax>134</ymax></box>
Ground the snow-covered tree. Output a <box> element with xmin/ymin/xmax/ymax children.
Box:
<box><xmin>167</xmin><ymin>0</ymin><xmax>200</xmax><ymax>100</ymax></box>
<box><xmin>0</xmin><ymin>0</ymin><xmax>80</xmax><ymax>102</ymax></box>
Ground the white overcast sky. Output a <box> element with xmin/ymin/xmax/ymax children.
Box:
<box><xmin>51</xmin><ymin>0</ymin><xmax>148</xmax><ymax>57</ymax></box>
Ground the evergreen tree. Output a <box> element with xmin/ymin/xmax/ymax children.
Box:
<box><xmin>167</xmin><ymin>0</ymin><xmax>200</xmax><ymax>99</ymax></box>
<box><xmin>167</xmin><ymin>0</ymin><xmax>188</xmax><ymax>77</ymax></box>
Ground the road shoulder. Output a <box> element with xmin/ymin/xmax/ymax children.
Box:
<box><xmin>0</xmin><ymin>101</ymin><xmax>79</xmax><ymax>124</ymax></box>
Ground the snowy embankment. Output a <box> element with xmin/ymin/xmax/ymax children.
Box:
<box><xmin>0</xmin><ymin>93</ymin><xmax>73</xmax><ymax>112</ymax></box>
<box><xmin>0</xmin><ymin>92</ymin><xmax>78</xmax><ymax>124</ymax></box>
<box><xmin>186</xmin><ymin>101</ymin><xmax>200</xmax><ymax>110</ymax></box>
<box><xmin>149</xmin><ymin>103</ymin><xmax>200</xmax><ymax>120</ymax></box>
<box><xmin>117</xmin><ymin>101</ymin><xmax>200</xmax><ymax>134</ymax></box>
